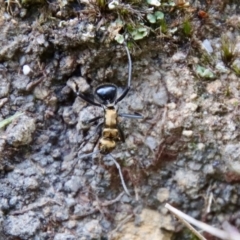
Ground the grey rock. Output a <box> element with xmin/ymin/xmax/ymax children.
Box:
<box><xmin>77</xmin><ymin>220</ymin><xmax>102</xmax><ymax>239</ymax></box>
<box><xmin>41</xmin><ymin>143</ymin><xmax>52</xmax><ymax>155</ymax></box>
<box><xmin>202</xmin><ymin>39</ymin><xmax>213</xmax><ymax>54</ymax></box>
<box><xmin>67</xmin><ymin>76</ymin><xmax>90</xmax><ymax>94</ymax></box>
<box><xmin>224</xmin><ymin>143</ymin><xmax>240</xmax><ymax>160</ymax></box>
<box><xmin>13</xmin><ymin>96</ymin><xmax>25</xmax><ymax>106</ymax></box>
<box><xmin>152</xmin><ymin>87</ymin><xmax>168</xmax><ymax>106</ymax></box>
<box><xmin>66</xmin><ymin>220</ymin><xmax>77</xmax><ymax>229</ymax></box>
<box><xmin>100</xmin><ymin>219</ymin><xmax>111</xmax><ymax>230</ymax></box>
<box><xmin>12</xmin><ymin>74</ymin><xmax>30</xmax><ymax>91</ymax></box>
<box><xmin>62</xmin><ymin>106</ymin><xmax>77</xmax><ymax>125</ymax></box>
<box><xmin>224</xmin><ymin>143</ymin><xmax>240</xmax><ymax>175</ymax></box>
<box><xmin>84</xmin><ymin>169</ymin><xmax>95</xmax><ymax>178</ymax></box>
<box><xmin>36</xmin><ymin>34</ymin><xmax>46</xmax><ymax>45</ymax></box>
<box><xmin>77</xmin><ymin>106</ymin><xmax>99</xmax><ymax>131</ymax></box>
<box><xmin>54</xmin><ymin>209</ymin><xmax>69</xmax><ymax>222</ymax></box>
<box><xmin>58</xmin><ymin>55</ymin><xmax>77</xmax><ymax>76</ymax></box>
<box><xmin>51</xmin><ymin>148</ymin><xmax>62</xmax><ymax>159</ymax></box>
<box><xmin>0</xmin><ymin>79</ymin><xmax>10</xmax><ymax>98</ymax></box>
<box><xmin>188</xmin><ymin>162</ymin><xmax>202</xmax><ymax>171</ymax></box>
<box><xmin>54</xmin><ymin>233</ymin><xmax>76</xmax><ymax>240</ymax></box>
<box><xmin>64</xmin><ymin>176</ymin><xmax>83</xmax><ymax>193</ymax></box>
<box><xmin>157</xmin><ymin>188</ymin><xmax>169</xmax><ymax>203</ymax></box>
<box><xmin>73</xmin><ymin>204</ymin><xmax>92</xmax><ymax>218</ymax></box>
<box><xmin>9</xmin><ymin>196</ymin><xmax>18</xmax><ymax>207</ymax></box>
<box><xmin>19</xmin><ymin>8</ymin><xmax>27</xmax><ymax>18</ymax></box>
<box><xmin>203</xmin><ymin>164</ymin><xmax>215</xmax><ymax>175</ymax></box>
<box><xmin>0</xmin><ymin>198</ymin><xmax>9</xmax><ymax>211</ymax></box>
<box><xmin>23</xmin><ymin>102</ymin><xmax>36</xmax><ymax>112</ymax></box>
<box><xmin>173</xmin><ymin>169</ymin><xmax>200</xmax><ymax>190</ymax></box>
<box><xmin>222</xmin><ymin>186</ymin><xmax>234</xmax><ymax>203</ymax></box>
<box><xmin>37</xmin><ymin>155</ymin><xmax>54</xmax><ymax>167</ymax></box>
<box><xmin>6</xmin><ymin>115</ymin><xmax>36</xmax><ymax>147</ymax></box>
<box><xmin>3</xmin><ymin>212</ymin><xmax>40</xmax><ymax>238</ymax></box>
<box><xmin>23</xmin><ymin>177</ymin><xmax>39</xmax><ymax>190</ymax></box>
<box><xmin>121</xmin><ymin>194</ymin><xmax>132</xmax><ymax>203</ymax></box>
<box><xmin>216</xmin><ymin>61</ymin><xmax>229</xmax><ymax>73</ymax></box>
<box><xmin>125</xmin><ymin>94</ymin><xmax>144</xmax><ymax>111</ymax></box>
<box><xmin>172</xmin><ymin>51</ymin><xmax>187</xmax><ymax>62</ymax></box>
<box><xmin>145</xmin><ymin>136</ymin><xmax>158</xmax><ymax>151</ymax></box>
<box><xmin>33</xmin><ymin>86</ymin><xmax>50</xmax><ymax>100</ymax></box>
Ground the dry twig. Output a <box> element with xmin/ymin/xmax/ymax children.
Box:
<box><xmin>72</xmin><ymin>192</ymin><xmax>124</xmax><ymax>219</ymax></box>
<box><xmin>12</xmin><ymin>199</ymin><xmax>61</xmax><ymax>215</ymax></box>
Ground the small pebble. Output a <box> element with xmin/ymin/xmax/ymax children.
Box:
<box><xmin>22</xmin><ymin>65</ymin><xmax>32</xmax><ymax>75</ymax></box>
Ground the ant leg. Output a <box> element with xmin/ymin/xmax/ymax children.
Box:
<box><xmin>71</xmin><ymin>78</ymin><xmax>101</xmax><ymax>107</ymax></box>
<box><xmin>64</xmin><ymin>122</ymin><xmax>103</xmax><ymax>176</ymax></box>
<box><xmin>115</xmin><ymin>44</ymin><xmax>132</xmax><ymax>104</ymax></box>
<box><xmin>76</xmin><ymin>91</ymin><xmax>101</xmax><ymax>107</ymax></box>
<box><xmin>81</xmin><ymin>122</ymin><xmax>103</xmax><ymax>146</ymax></box>
<box><xmin>77</xmin><ymin>150</ymin><xmax>100</xmax><ymax>160</ymax></box>
<box><xmin>119</xmin><ymin>113</ymin><xmax>143</xmax><ymax>119</ymax></box>
<box><xmin>78</xmin><ymin>121</ymin><xmax>103</xmax><ymax>155</ymax></box>
<box><xmin>117</xmin><ymin>125</ymin><xmax>125</xmax><ymax>143</ymax></box>
<box><xmin>91</xmin><ymin>121</ymin><xmax>103</xmax><ymax>138</ymax></box>
<box><xmin>109</xmin><ymin>154</ymin><xmax>130</xmax><ymax>196</ymax></box>
<box><xmin>82</xmin><ymin>116</ymin><xmax>103</xmax><ymax>125</ymax></box>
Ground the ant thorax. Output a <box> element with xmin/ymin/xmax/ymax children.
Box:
<box><xmin>104</xmin><ymin>105</ymin><xmax>118</xmax><ymax>129</ymax></box>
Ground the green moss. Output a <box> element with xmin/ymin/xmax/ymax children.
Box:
<box><xmin>96</xmin><ymin>0</ymin><xmax>106</xmax><ymax>9</ymax></box>
<box><xmin>221</xmin><ymin>35</ymin><xmax>236</xmax><ymax>65</ymax></box>
<box><xmin>232</xmin><ymin>100</ymin><xmax>239</xmax><ymax>107</ymax></box>
<box><xmin>182</xmin><ymin>18</ymin><xmax>192</xmax><ymax>37</ymax></box>
<box><xmin>224</xmin><ymin>86</ymin><xmax>231</xmax><ymax>97</ymax></box>
<box><xmin>21</xmin><ymin>0</ymin><xmax>45</xmax><ymax>4</ymax></box>
<box><xmin>125</xmin><ymin>0</ymin><xmax>143</xmax><ymax>5</ymax></box>
<box><xmin>119</xmin><ymin>8</ymin><xmax>130</xmax><ymax>16</ymax></box>
<box><xmin>160</xmin><ymin>19</ymin><xmax>168</xmax><ymax>34</ymax></box>
<box><xmin>196</xmin><ymin>65</ymin><xmax>215</xmax><ymax>79</ymax></box>
<box><xmin>173</xmin><ymin>229</ymin><xmax>203</xmax><ymax>240</ymax></box>
<box><xmin>232</xmin><ymin>64</ymin><xmax>240</xmax><ymax>76</ymax></box>
<box><xmin>200</xmin><ymin>53</ymin><xmax>212</xmax><ymax>66</ymax></box>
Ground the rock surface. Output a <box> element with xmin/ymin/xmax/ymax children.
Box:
<box><xmin>0</xmin><ymin>1</ymin><xmax>240</xmax><ymax>239</ymax></box>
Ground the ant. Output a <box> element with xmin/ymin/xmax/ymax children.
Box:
<box><xmin>73</xmin><ymin>43</ymin><xmax>142</xmax><ymax>155</ymax></box>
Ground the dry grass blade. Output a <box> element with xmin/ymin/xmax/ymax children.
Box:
<box><xmin>0</xmin><ymin>112</ymin><xmax>23</xmax><ymax>129</ymax></box>
<box><xmin>222</xmin><ymin>221</ymin><xmax>240</xmax><ymax>240</ymax></box>
<box><xmin>165</xmin><ymin>203</ymin><xmax>206</xmax><ymax>240</ymax></box>
<box><xmin>165</xmin><ymin>203</ymin><xmax>240</xmax><ymax>240</ymax></box>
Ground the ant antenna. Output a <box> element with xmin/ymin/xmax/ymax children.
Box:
<box><xmin>123</xmin><ymin>42</ymin><xmax>132</xmax><ymax>88</ymax></box>
<box><xmin>115</xmin><ymin>43</ymin><xmax>132</xmax><ymax>104</ymax></box>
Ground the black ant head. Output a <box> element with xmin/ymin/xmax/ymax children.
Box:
<box><xmin>94</xmin><ymin>83</ymin><xmax>117</xmax><ymax>105</ymax></box>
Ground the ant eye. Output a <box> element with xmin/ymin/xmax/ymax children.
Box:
<box><xmin>95</xmin><ymin>84</ymin><xmax>117</xmax><ymax>104</ymax></box>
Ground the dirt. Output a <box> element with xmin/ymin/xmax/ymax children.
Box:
<box><xmin>0</xmin><ymin>0</ymin><xmax>240</xmax><ymax>239</ymax></box>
